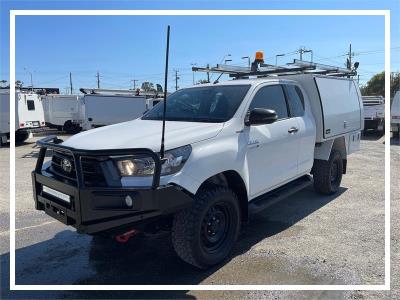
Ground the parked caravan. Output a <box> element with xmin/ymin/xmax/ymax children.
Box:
<box><xmin>0</xmin><ymin>89</ymin><xmax>45</xmax><ymax>145</ymax></box>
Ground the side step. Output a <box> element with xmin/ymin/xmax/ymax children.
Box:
<box><xmin>248</xmin><ymin>175</ymin><xmax>313</xmax><ymax>215</ymax></box>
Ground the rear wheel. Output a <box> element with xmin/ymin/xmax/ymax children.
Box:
<box><xmin>63</xmin><ymin>120</ymin><xmax>81</xmax><ymax>134</ymax></box>
<box><xmin>394</xmin><ymin>126</ymin><xmax>400</xmax><ymax>139</ymax></box>
<box><xmin>15</xmin><ymin>131</ymin><xmax>29</xmax><ymax>144</ymax></box>
<box><xmin>313</xmin><ymin>150</ymin><xmax>343</xmax><ymax>195</ymax></box>
<box><xmin>172</xmin><ymin>186</ymin><xmax>241</xmax><ymax>269</ymax></box>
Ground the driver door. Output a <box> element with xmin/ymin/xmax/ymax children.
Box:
<box><xmin>245</xmin><ymin>84</ymin><xmax>301</xmax><ymax>197</ymax></box>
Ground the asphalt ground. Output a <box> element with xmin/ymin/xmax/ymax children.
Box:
<box><xmin>0</xmin><ymin>131</ymin><xmax>399</xmax><ymax>299</ymax></box>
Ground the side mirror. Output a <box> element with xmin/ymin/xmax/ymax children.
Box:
<box><xmin>245</xmin><ymin>108</ymin><xmax>278</xmax><ymax>126</ymax></box>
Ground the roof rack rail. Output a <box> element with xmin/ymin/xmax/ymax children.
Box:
<box><xmin>192</xmin><ymin>59</ymin><xmax>358</xmax><ymax>80</ymax></box>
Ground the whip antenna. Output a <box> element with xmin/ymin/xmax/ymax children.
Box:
<box><xmin>160</xmin><ymin>25</ymin><xmax>170</xmax><ymax>159</ymax></box>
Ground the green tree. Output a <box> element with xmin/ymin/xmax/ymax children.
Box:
<box><xmin>15</xmin><ymin>80</ymin><xmax>23</xmax><ymax>88</ymax></box>
<box><xmin>360</xmin><ymin>71</ymin><xmax>400</xmax><ymax>98</ymax></box>
<box><xmin>391</xmin><ymin>72</ymin><xmax>400</xmax><ymax>95</ymax></box>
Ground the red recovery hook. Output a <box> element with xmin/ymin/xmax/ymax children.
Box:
<box><xmin>115</xmin><ymin>229</ymin><xmax>139</xmax><ymax>243</ymax></box>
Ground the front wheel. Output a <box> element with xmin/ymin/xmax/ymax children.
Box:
<box><xmin>172</xmin><ymin>186</ymin><xmax>241</xmax><ymax>269</ymax></box>
<box><xmin>313</xmin><ymin>150</ymin><xmax>343</xmax><ymax>195</ymax></box>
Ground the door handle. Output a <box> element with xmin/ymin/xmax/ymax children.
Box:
<box><xmin>288</xmin><ymin>127</ymin><xmax>299</xmax><ymax>133</ymax></box>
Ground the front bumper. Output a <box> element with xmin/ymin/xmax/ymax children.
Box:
<box><xmin>32</xmin><ymin>136</ymin><xmax>193</xmax><ymax>235</ymax></box>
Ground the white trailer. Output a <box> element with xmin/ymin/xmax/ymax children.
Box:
<box><xmin>81</xmin><ymin>94</ymin><xmax>151</xmax><ymax>131</ymax></box>
<box><xmin>42</xmin><ymin>94</ymin><xmax>84</xmax><ymax>133</ymax></box>
<box><xmin>0</xmin><ymin>89</ymin><xmax>45</xmax><ymax>145</ymax></box>
<box><xmin>391</xmin><ymin>91</ymin><xmax>400</xmax><ymax>138</ymax></box>
<box><xmin>362</xmin><ymin>95</ymin><xmax>385</xmax><ymax>132</ymax></box>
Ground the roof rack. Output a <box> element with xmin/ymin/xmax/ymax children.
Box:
<box><xmin>192</xmin><ymin>59</ymin><xmax>358</xmax><ymax>80</ymax></box>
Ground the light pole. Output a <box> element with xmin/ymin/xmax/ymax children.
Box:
<box><xmin>275</xmin><ymin>54</ymin><xmax>285</xmax><ymax>66</ymax></box>
<box><xmin>241</xmin><ymin>56</ymin><xmax>251</xmax><ymax>67</ymax></box>
<box><xmin>220</xmin><ymin>54</ymin><xmax>231</xmax><ymax>64</ymax></box>
<box><xmin>24</xmin><ymin>67</ymin><xmax>33</xmax><ymax>89</ymax></box>
<box><xmin>210</xmin><ymin>54</ymin><xmax>231</xmax><ymax>81</ymax></box>
<box><xmin>190</xmin><ymin>63</ymin><xmax>197</xmax><ymax>85</ymax></box>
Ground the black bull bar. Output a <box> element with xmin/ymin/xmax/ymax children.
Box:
<box><xmin>32</xmin><ymin>135</ymin><xmax>193</xmax><ymax>234</ymax></box>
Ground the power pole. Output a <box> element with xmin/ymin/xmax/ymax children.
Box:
<box><xmin>174</xmin><ymin>70</ymin><xmax>180</xmax><ymax>91</ymax></box>
<box><xmin>346</xmin><ymin>43</ymin><xmax>354</xmax><ymax>69</ymax></box>
<box><xmin>349</xmin><ymin>43</ymin><xmax>352</xmax><ymax>68</ymax></box>
<box><xmin>299</xmin><ymin>46</ymin><xmax>304</xmax><ymax>60</ymax></box>
<box><xmin>298</xmin><ymin>46</ymin><xmax>313</xmax><ymax>61</ymax></box>
<box><xmin>96</xmin><ymin>71</ymin><xmax>100</xmax><ymax>88</ymax></box>
<box><xmin>69</xmin><ymin>72</ymin><xmax>73</xmax><ymax>94</ymax></box>
<box><xmin>190</xmin><ymin>63</ymin><xmax>197</xmax><ymax>85</ymax></box>
<box><xmin>132</xmin><ymin>79</ymin><xmax>138</xmax><ymax>90</ymax></box>
<box><xmin>206</xmin><ymin>64</ymin><xmax>210</xmax><ymax>83</ymax></box>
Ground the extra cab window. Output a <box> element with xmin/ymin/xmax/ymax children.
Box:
<box><xmin>249</xmin><ymin>85</ymin><xmax>288</xmax><ymax>120</ymax></box>
<box><xmin>285</xmin><ymin>85</ymin><xmax>305</xmax><ymax>117</ymax></box>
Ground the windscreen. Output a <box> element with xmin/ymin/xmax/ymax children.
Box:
<box><xmin>142</xmin><ymin>85</ymin><xmax>251</xmax><ymax>123</ymax></box>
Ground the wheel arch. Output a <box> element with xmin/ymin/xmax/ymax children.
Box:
<box><xmin>198</xmin><ymin>170</ymin><xmax>249</xmax><ymax>222</ymax></box>
<box><xmin>313</xmin><ymin>136</ymin><xmax>347</xmax><ymax>174</ymax></box>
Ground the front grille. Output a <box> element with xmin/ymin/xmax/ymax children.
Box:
<box><xmin>50</xmin><ymin>150</ymin><xmax>107</xmax><ymax>186</ymax></box>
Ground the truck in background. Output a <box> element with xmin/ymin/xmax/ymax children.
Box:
<box><xmin>391</xmin><ymin>91</ymin><xmax>400</xmax><ymax>138</ymax></box>
<box><xmin>79</xmin><ymin>90</ymin><xmax>163</xmax><ymax>131</ymax></box>
<box><xmin>0</xmin><ymin>89</ymin><xmax>45</xmax><ymax>146</ymax></box>
<box><xmin>362</xmin><ymin>95</ymin><xmax>385</xmax><ymax>132</ymax></box>
<box><xmin>42</xmin><ymin>94</ymin><xmax>84</xmax><ymax>134</ymax></box>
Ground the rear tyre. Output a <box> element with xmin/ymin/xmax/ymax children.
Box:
<box><xmin>63</xmin><ymin>120</ymin><xmax>81</xmax><ymax>134</ymax></box>
<box><xmin>15</xmin><ymin>131</ymin><xmax>29</xmax><ymax>144</ymax></box>
<box><xmin>172</xmin><ymin>186</ymin><xmax>241</xmax><ymax>269</ymax></box>
<box><xmin>313</xmin><ymin>150</ymin><xmax>343</xmax><ymax>195</ymax></box>
<box><xmin>394</xmin><ymin>128</ymin><xmax>400</xmax><ymax>139</ymax></box>
<box><xmin>0</xmin><ymin>135</ymin><xmax>6</xmax><ymax>147</ymax></box>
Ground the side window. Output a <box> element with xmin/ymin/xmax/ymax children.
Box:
<box><xmin>249</xmin><ymin>85</ymin><xmax>288</xmax><ymax>120</ymax></box>
<box><xmin>27</xmin><ymin>100</ymin><xmax>35</xmax><ymax>111</ymax></box>
<box><xmin>285</xmin><ymin>85</ymin><xmax>305</xmax><ymax>117</ymax></box>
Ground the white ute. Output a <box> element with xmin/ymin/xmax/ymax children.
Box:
<box><xmin>42</xmin><ymin>94</ymin><xmax>84</xmax><ymax>133</ymax></box>
<box><xmin>79</xmin><ymin>88</ymin><xmax>163</xmax><ymax>131</ymax></box>
<box><xmin>1</xmin><ymin>89</ymin><xmax>45</xmax><ymax>146</ymax></box>
<box><xmin>32</xmin><ymin>61</ymin><xmax>363</xmax><ymax>269</ymax></box>
<box><xmin>391</xmin><ymin>90</ymin><xmax>400</xmax><ymax>138</ymax></box>
<box><xmin>362</xmin><ymin>95</ymin><xmax>385</xmax><ymax>132</ymax></box>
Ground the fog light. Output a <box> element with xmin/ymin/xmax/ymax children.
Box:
<box><xmin>125</xmin><ymin>195</ymin><xmax>133</xmax><ymax>207</ymax></box>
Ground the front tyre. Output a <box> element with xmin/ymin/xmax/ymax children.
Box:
<box><xmin>172</xmin><ymin>186</ymin><xmax>241</xmax><ymax>269</ymax></box>
<box><xmin>313</xmin><ymin>150</ymin><xmax>343</xmax><ymax>195</ymax></box>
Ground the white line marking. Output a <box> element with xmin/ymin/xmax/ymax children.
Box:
<box><xmin>0</xmin><ymin>221</ymin><xmax>57</xmax><ymax>236</ymax></box>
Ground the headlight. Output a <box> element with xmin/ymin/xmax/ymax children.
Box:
<box><xmin>114</xmin><ymin>145</ymin><xmax>192</xmax><ymax>177</ymax></box>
